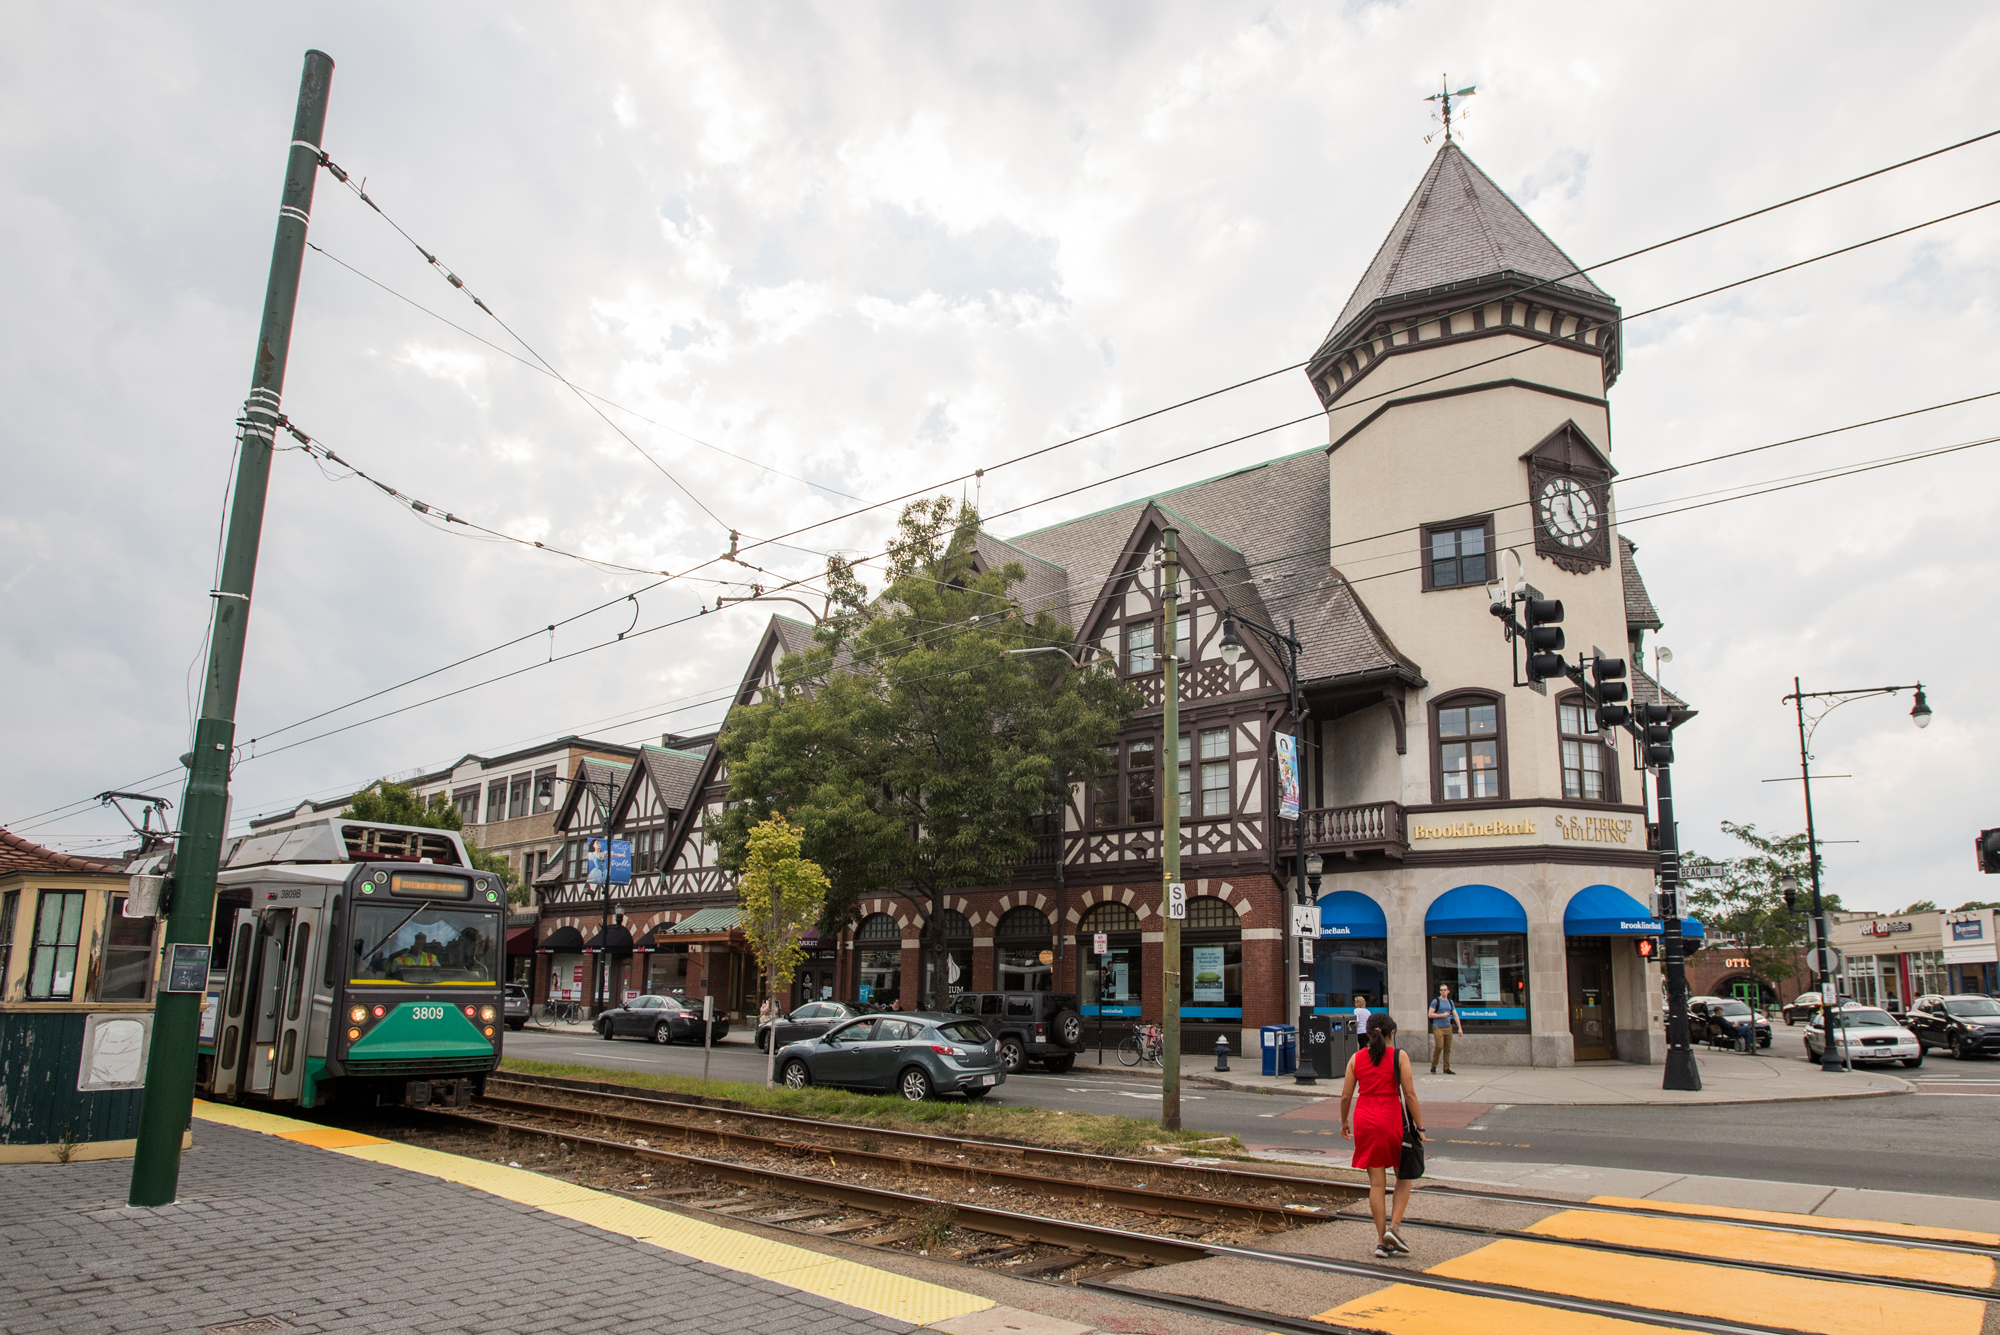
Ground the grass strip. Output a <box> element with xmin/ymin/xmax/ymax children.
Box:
<box><xmin>498</xmin><ymin>1057</ymin><xmax>1239</xmax><ymax>1155</ymax></box>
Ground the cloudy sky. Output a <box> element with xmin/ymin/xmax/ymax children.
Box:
<box><xmin>5</xmin><ymin>3</ymin><xmax>1998</xmax><ymax>913</ymax></box>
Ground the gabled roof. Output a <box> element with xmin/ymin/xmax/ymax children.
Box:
<box><xmin>0</xmin><ymin>827</ymin><xmax>121</xmax><ymax>876</ymax></box>
<box><xmin>552</xmin><ymin>757</ymin><xmax>633</xmax><ymax>833</ymax></box>
<box><xmin>1620</xmin><ymin>535</ymin><xmax>1662</xmax><ymax>632</ymax></box>
<box><xmin>1003</xmin><ymin>448</ymin><xmax>1419</xmax><ymax>686</ymax></box>
<box><xmin>610</xmin><ymin>745</ymin><xmax>709</xmax><ymax>826</ymax></box>
<box><xmin>1323</xmin><ymin>143</ymin><xmax>1612</xmax><ymax>351</ymax></box>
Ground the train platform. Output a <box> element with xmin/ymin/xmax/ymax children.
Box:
<box><xmin>0</xmin><ymin>1103</ymin><xmax>1153</xmax><ymax>1335</ymax></box>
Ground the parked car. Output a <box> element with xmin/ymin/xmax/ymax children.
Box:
<box><xmin>1802</xmin><ymin>1007</ymin><xmax>1923</xmax><ymax>1067</ymax></box>
<box><xmin>1782</xmin><ymin>991</ymin><xmax>1849</xmax><ymax>1025</ymax></box>
<box><xmin>756</xmin><ymin>1000</ymin><xmax>878</xmax><ymax>1052</ymax></box>
<box><xmin>948</xmin><ymin>991</ymin><xmax>1087</xmax><ymax>1073</ymax></box>
<box><xmin>1905</xmin><ymin>994</ymin><xmax>2000</xmax><ymax>1060</ymax></box>
<box><xmin>774</xmin><ymin>1012</ymin><xmax>1006</xmax><ymax>1101</ymax></box>
<box><xmin>1689</xmin><ymin>997</ymin><xmax>1771</xmax><ymax>1049</ymax></box>
<box><xmin>504</xmin><ymin>983</ymin><xmax>530</xmax><ymax>1031</ymax></box>
<box><xmin>595</xmin><ymin>994</ymin><xmax>731</xmax><ymax>1044</ymax></box>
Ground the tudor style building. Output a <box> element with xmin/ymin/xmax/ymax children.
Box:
<box><xmin>535</xmin><ymin>142</ymin><xmax>1688</xmax><ymax>1064</ymax></box>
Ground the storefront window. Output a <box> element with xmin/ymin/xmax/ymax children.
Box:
<box><xmin>1080</xmin><ymin>902</ymin><xmax>1141</xmax><ymax>1017</ymax></box>
<box><xmin>1846</xmin><ymin>954</ymin><xmax>1878</xmax><ymax>1007</ymax></box>
<box><xmin>1909</xmin><ymin>950</ymin><xmax>1948</xmax><ymax>998</ymax></box>
<box><xmin>855</xmin><ymin>913</ymin><xmax>901</xmax><ymax>1006</ymax></box>
<box><xmin>1314</xmin><ymin>938</ymin><xmax>1387</xmax><ymax>1012</ymax></box>
<box><xmin>1427</xmin><ymin>934</ymin><xmax>1529</xmax><ymax>1031</ymax></box>
<box><xmin>923</xmin><ymin>909</ymin><xmax>975</xmax><ymax>1002</ymax></box>
<box><xmin>996</xmin><ymin>906</ymin><xmax>1052</xmax><ymax>992</ymax></box>
<box><xmin>1180</xmin><ymin>897</ymin><xmax>1242</xmax><ymax>1020</ymax></box>
<box><xmin>647</xmin><ymin>949</ymin><xmax>688</xmax><ymax>995</ymax></box>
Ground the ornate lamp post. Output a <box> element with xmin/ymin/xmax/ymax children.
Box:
<box><xmin>1781</xmin><ymin>679</ymin><xmax>1931</xmax><ymax>1072</ymax></box>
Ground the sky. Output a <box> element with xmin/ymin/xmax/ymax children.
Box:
<box><xmin>4</xmin><ymin>3</ymin><xmax>1998</xmax><ymax>914</ymax></box>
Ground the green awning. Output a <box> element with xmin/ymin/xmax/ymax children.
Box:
<box><xmin>666</xmin><ymin>906</ymin><xmax>741</xmax><ymax>934</ymax></box>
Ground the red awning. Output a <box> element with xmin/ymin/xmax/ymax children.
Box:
<box><xmin>505</xmin><ymin>926</ymin><xmax>537</xmax><ymax>955</ymax></box>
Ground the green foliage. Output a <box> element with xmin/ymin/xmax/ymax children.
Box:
<box><xmin>738</xmin><ymin>814</ymin><xmax>830</xmax><ymax>999</ymax></box>
<box><xmin>1897</xmin><ymin>899</ymin><xmax>1940</xmax><ymax>914</ymax></box>
<box><xmin>1954</xmin><ymin>901</ymin><xmax>2000</xmax><ymax>912</ymax></box>
<box><xmin>715</xmin><ymin>498</ymin><xmax>1138</xmax><ymax>1008</ymax></box>
<box><xmin>341</xmin><ymin>779</ymin><xmax>522</xmax><ymax>903</ymax></box>
<box><xmin>1681</xmin><ymin>821</ymin><xmax>1841</xmax><ymax>988</ymax></box>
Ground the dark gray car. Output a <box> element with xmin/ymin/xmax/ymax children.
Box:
<box><xmin>504</xmin><ymin>983</ymin><xmax>529</xmax><ymax>1031</ymax></box>
<box><xmin>775</xmin><ymin>1012</ymin><xmax>1005</xmax><ymax>1101</ymax></box>
<box><xmin>596</xmin><ymin>994</ymin><xmax>731</xmax><ymax>1044</ymax></box>
<box><xmin>756</xmin><ymin>1000</ymin><xmax>876</xmax><ymax>1052</ymax></box>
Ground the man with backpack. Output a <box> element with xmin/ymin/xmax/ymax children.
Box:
<box><xmin>1428</xmin><ymin>982</ymin><xmax>1464</xmax><ymax>1074</ymax></box>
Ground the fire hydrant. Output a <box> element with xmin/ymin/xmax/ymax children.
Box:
<box><xmin>1214</xmin><ymin>1034</ymin><xmax>1232</xmax><ymax>1071</ymax></box>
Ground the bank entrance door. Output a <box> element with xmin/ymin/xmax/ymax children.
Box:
<box><xmin>1567</xmin><ymin>936</ymin><xmax>1615</xmax><ymax>1061</ymax></box>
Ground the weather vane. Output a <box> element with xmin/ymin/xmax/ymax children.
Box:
<box><xmin>1423</xmin><ymin>75</ymin><xmax>1476</xmax><ymax>144</ymax></box>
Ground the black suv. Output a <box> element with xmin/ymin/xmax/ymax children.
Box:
<box><xmin>948</xmin><ymin>992</ymin><xmax>1086</xmax><ymax>1073</ymax></box>
<box><xmin>1906</xmin><ymin>994</ymin><xmax>2000</xmax><ymax>1059</ymax></box>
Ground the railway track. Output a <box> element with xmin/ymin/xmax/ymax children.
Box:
<box><xmin>404</xmin><ymin>1079</ymin><xmax>1997</xmax><ymax>1335</ymax></box>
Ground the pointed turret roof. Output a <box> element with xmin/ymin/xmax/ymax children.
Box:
<box><xmin>1322</xmin><ymin>143</ymin><xmax>1612</xmax><ymax>351</ymax></box>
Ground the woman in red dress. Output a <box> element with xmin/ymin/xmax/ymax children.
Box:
<box><xmin>1340</xmin><ymin>1011</ymin><xmax>1424</xmax><ymax>1257</ymax></box>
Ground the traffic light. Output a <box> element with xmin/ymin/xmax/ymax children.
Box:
<box><xmin>1642</xmin><ymin>702</ymin><xmax>1675</xmax><ymax>766</ymax></box>
<box><xmin>1524</xmin><ymin>598</ymin><xmax>1566</xmax><ymax>682</ymax></box>
<box><xmin>1591</xmin><ymin>655</ymin><xmax>1630</xmax><ymax>728</ymax></box>
<box><xmin>1979</xmin><ymin>829</ymin><xmax>2000</xmax><ymax>875</ymax></box>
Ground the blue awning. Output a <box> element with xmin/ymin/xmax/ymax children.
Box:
<box><xmin>1319</xmin><ymin>891</ymin><xmax>1387</xmax><ymax>939</ymax></box>
<box><xmin>1564</xmin><ymin>885</ymin><xmax>1664</xmax><ymax>936</ymax></box>
<box><xmin>1425</xmin><ymin>884</ymin><xmax>1527</xmax><ymax>936</ymax></box>
<box><xmin>1681</xmin><ymin>917</ymin><xmax>1706</xmax><ymax>941</ymax></box>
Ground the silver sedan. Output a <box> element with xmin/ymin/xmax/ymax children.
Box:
<box><xmin>1802</xmin><ymin>1007</ymin><xmax>1923</xmax><ymax>1068</ymax></box>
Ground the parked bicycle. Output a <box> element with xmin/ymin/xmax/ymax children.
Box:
<box><xmin>538</xmin><ymin>1000</ymin><xmax>585</xmax><ymax>1026</ymax></box>
<box><xmin>1117</xmin><ymin>1023</ymin><xmax>1165</xmax><ymax>1067</ymax></box>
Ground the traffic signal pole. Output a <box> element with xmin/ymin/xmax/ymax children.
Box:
<box><xmin>1654</xmin><ymin>760</ymin><xmax>1702</xmax><ymax>1091</ymax></box>
<box><xmin>129</xmin><ymin>51</ymin><xmax>335</xmax><ymax>1207</ymax></box>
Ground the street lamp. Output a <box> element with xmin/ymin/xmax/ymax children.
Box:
<box><xmin>1780</xmin><ymin>678</ymin><xmax>1933</xmax><ymax>1072</ymax></box>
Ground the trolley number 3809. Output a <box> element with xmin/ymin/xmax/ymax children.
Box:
<box><xmin>410</xmin><ymin>1005</ymin><xmax>448</xmax><ymax>1020</ymax></box>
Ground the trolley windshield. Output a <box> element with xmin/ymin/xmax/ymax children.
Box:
<box><xmin>351</xmin><ymin>903</ymin><xmax>500</xmax><ymax>983</ymax></box>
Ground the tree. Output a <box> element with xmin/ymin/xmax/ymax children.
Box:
<box><xmin>737</xmin><ymin>814</ymin><xmax>831</xmax><ymax>1087</ymax></box>
<box><xmin>1896</xmin><ymin>900</ymin><xmax>1939</xmax><ymax>914</ymax></box>
<box><xmin>714</xmin><ymin>497</ymin><xmax>1138</xmax><ymax>1010</ymax></box>
<box><xmin>1954</xmin><ymin>901</ymin><xmax>2000</xmax><ymax>912</ymax></box>
<box><xmin>1681</xmin><ymin>821</ymin><xmax>1841</xmax><ymax>996</ymax></box>
<box><xmin>341</xmin><ymin>780</ymin><xmax>525</xmax><ymax>905</ymax></box>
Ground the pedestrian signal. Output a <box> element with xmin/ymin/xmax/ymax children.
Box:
<box><xmin>1636</xmin><ymin>937</ymin><xmax>1657</xmax><ymax>960</ymax></box>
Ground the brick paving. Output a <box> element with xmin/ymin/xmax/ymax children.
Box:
<box><xmin>0</xmin><ymin>1123</ymin><xmax>917</xmax><ymax>1335</ymax></box>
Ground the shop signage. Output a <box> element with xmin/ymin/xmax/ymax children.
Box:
<box><xmin>1952</xmin><ymin>919</ymin><xmax>1986</xmax><ymax>942</ymax></box>
<box><xmin>1556</xmin><ymin>815</ymin><xmax>1636</xmax><ymax>844</ymax></box>
<box><xmin>1192</xmin><ymin>944</ymin><xmax>1226</xmax><ymax>1003</ymax></box>
<box><xmin>1723</xmin><ymin>956</ymin><xmax>1750</xmax><ymax>969</ymax></box>
<box><xmin>1411</xmin><ymin>817</ymin><xmax>1537</xmax><ymax>840</ymax></box>
<box><xmin>1862</xmin><ymin>920</ymin><xmax>1913</xmax><ymax>938</ymax></box>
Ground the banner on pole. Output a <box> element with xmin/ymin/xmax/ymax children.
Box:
<box><xmin>1275</xmin><ymin>733</ymin><xmax>1301</xmax><ymax>820</ymax></box>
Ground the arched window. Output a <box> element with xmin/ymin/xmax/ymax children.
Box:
<box><xmin>936</xmin><ymin>909</ymin><xmax>974</xmax><ymax>940</ymax></box>
<box><xmin>1180</xmin><ymin>896</ymin><xmax>1243</xmax><ymax>1043</ymax></box>
<box><xmin>1556</xmin><ymin>691</ymin><xmax>1618</xmax><ymax>803</ymax></box>
<box><xmin>855</xmin><ymin>913</ymin><xmax>900</xmax><ymax>941</ymax></box>
<box><xmin>1430</xmin><ymin>690</ymin><xmax>1507</xmax><ymax>803</ymax></box>
<box><xmin>995</xmin><ymin>906</ymin><xmax>1052</xmax><ymax>993</ymax></box>
<box><xmin>1080</xmin><ymin>901</ymin><xmax>1139</xmax><ymax>932</ymax></box>
<box><xmin>925</xmin><ymin>909</ymin><xmax>976</xmax><ymax>1003</ymax></box>
<box><xmin>1184</xmin><ymin>896</ymin><xmax>1239</xmax><ymax>930</ymax></box>
<box><xmin>854</xmin><ymin>913</ymin><xmax>900</xmax><ymax>1007</ymax></box>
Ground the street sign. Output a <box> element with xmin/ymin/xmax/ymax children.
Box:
<box><xmin>161</xmin><ymin>944</ymin><xmax>210</xmax><ymax>993</ymax></box>
<box><xmin>1680</xmin><ymin>861</ymin><xmax>1727</xmax><ymax>880</ymax></box>
<box><xmin>1300</xmin><ymin>939</ymin><xmax>1314</xmax><ymax>964</ymax></box>
<box><xmin>1808</xmin><ymin>946</ymin><xmax>1845</xmax><ymax>977</ymax></box>
<box><xmin>1093</xmin><ymin>932</ymin><xmax>1108</xmax><ymax>956</ymax></box>
<box><xmin>1167</xmin><ymin>882</ymin><xmax>1187</xmax><ymax>919</ymax></box>
<box><xmin>1291</xmin><ymin>904</ymin><xmax>1317</xmax><ymax>938</ymax></box>
<box><xmin>1299</xmin><ymin>979</ymin><xmax>1316</xmax><ymax>1008</ymax></box>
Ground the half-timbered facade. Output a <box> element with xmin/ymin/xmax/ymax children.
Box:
<box><xmin>553</xmin><ymin>142</ymin><xmax>1688</xmax><ymax>1063</ymax></box>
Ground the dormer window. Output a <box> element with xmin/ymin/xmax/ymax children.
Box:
<box><xmin>1422</xmin><ymin>516</ymin><xmax>1494</xmax><ymax>590</ymax></box>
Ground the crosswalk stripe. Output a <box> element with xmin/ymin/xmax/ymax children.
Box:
<box><xmin>1424</xmin><ymin>1238</ymin><xmax>1985</xmax><ymax>1335</ymax></box>
<box><xmin>1588</xmin><ymin>1195</ymin><xmax>2000</xmax><ymax>1247</ymax></box>
<box><xmin>1318</xmin><ymin>1284</ymin><xmax>1665</xmax><ymax>1334</ymax></box>
<box><xmin>1524</xmin><ymin>1209</ymin><xmax>1995</xmax><ymax>1288</ymax></box>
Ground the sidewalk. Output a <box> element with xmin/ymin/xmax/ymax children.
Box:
<box><xmin>1068</xmin><ymin>1048</ymin><xmax>1912</xmax><ymax>1104</ymax></box>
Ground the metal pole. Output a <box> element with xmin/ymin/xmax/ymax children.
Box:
<box><xmin>1160</xmin><ymin>528</ymin><xmax>1182</xmax><ymax>1131</ymax></box>
<box><xmin>128</xmin><ymin>51</ymin><xmax>334</xmax><ymax>1208</ymax></box>
<box><xmin>1794</xmin><ymin>680</ymin><xmax>1844</xmax><ymax>1072</ymax></box>
<box><xmin>1657</xmin><ymin>761</ymin><xmax>1702</xmax><ymax>1091</ymax></box>
<box><xmin>1290</xmin><ymin>627</ymin><xmax>1315</xmax><ymax>1085</ymax></box>
<box><xmin>597</xmin><ymin>783</ymin><xmax>614</xmax><ymax>1018</ymax></box>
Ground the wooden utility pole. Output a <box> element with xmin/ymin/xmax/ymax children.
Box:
<box><xmin>128</xmin><ymin>51</ymin><xmax>334</xmax><ymax>1206</ymax></box>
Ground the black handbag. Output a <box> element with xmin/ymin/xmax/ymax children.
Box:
<box><xmin>1397</xmin><ymin>1053</ymin><xmax>1426</xmax><ymax>1179</ymax></box>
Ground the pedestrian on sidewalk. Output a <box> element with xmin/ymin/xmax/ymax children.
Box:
<box><xmin>1340</xmin><ymin>1012</ymin><xmax>1424</xmax><ymax>1258</ymax></box>
<box><xmin>1428</xmin><ymin>983</ymin><xmax>1463</xmax><ymax>1074</ymax></box>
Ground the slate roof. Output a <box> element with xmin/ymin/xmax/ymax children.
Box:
<box><xmin>1004</xmin><ymin>449</ymin><xmax>1420</xmax><ymax>686</ymax></box>
<box><xmin>0</xmin><ymin>826</ymin><xmax>120</xmax><ymax>875</ymax></box>
<box><xmin>637</xmin><ymin>745</ymin><xmax>707</xmax><ymax>811</ymax></box>
<box><xmin>1631</xmin><ymin>661</ymin><xmax>1688</xmax><ymax>712</ymax></box>
<box><xmin>1321</xmin><ymin>143</ymin><xmax>1613</xmax><ymax>354</ymax></box>
<box><xmin>1620</xmin><ymin>535</ymin><xmax>1662</xmax><ymax>632</ymax></box>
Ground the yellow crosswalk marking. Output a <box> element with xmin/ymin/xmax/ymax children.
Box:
<box><xmin>1527</xmin><ymin>1209</ymin><xmax>1995</xmax><ymax>1289</ymax></box>
<box><xmin>1588</xmin><ymin>1195</ymin><xmax>2000</xmax><ymax>1248</ymax></box>
<box><xmin>1427</xmin><ymin>1238</ymin><xmax>1986</xmax><ymax>1335</ymax></box>
<box><xmin>1318</xmin><ymin>1284</ymin><xmax>1665</xmax><ymax>1334</ymax></box>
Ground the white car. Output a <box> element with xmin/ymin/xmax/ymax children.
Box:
<box><xmin>1802</xmin><ymin>1007</ymin><xmax>1923</xmax><ymax>1068</ymax></box>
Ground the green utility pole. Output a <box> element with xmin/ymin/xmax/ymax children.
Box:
<box><xmin>128</xmin><ymin>50</ymin><xmax>335</xmax><ymax>1207</ymax></box>
<box><xmin>1160</xmin><ymin>528</ymin><xmax>1182</xmax><ymax>1131</ymax></box>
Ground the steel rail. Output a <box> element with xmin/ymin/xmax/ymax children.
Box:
<box><xmin>430</xmin><ymin>1106</ymin><xmax>1212</xmax><ymax>1265</ymax></box>
<box><xmin>485</xmin><ymin>1071</ymin><xmax>1358</xmax><ymax>1200</ymax></box>
<box><xmin>474</xmin><ymin>1089</ymin><xmax>1320</xmax><ymax>1228</ymax></box>
<box><xmin>1420</xmin><ymin>1184</ymin><xmax>2000</xmax><ymax>1258</ymax></box>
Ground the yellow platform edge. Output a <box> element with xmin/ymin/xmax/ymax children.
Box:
<box><xmin>190</xmin><ymin>1101</ymin><xmax>990</xmax><ymax>1326</ymax></box>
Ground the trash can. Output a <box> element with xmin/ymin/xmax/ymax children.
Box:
<box><xmin>1260</xmin><ymin>1025</ymin><xmax>1290</xmax><ymax>1077</ymax></box>
<box><xmin>1302</xmin><ymin>1014</ymin><xmax>1337</xmax><ymax>1079</ymax></box>
<box><xmin>1281</xmin><ymin>1026</ymin><xmax>1298</xmax><ymax>1075</ymax></box>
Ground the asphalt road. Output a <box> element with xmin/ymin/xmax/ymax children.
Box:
<box><xmin>501</xmin><ymin>1027</ymin><xmax>2000</xmax><ymax>1201</ymax></box>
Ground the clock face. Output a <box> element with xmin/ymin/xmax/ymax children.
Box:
<box><xmin>1538</xmin><ymin>476</ymin><xmax>1599</xmax><ymax>548</ymax></box>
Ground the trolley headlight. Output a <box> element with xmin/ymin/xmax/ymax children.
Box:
<box><xmin>349</xmin><ymin>1006</ymin><xmax>367</xmax><ymax>1023</ymax></box>
<box><xmin>347</xmin><ymin>1027</ymin><xmax>362</xmax><ymax>1041</ymax></box>
<box><xmin>479</xmin><ymin>1005</ymin><xmax>496</xmax><ymax>1023</ymax></box>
